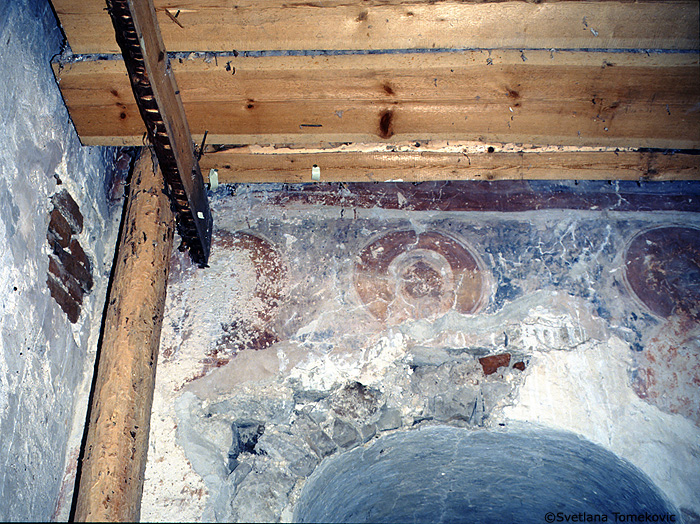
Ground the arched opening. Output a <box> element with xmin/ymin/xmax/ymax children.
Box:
<box><xmin>294</xmin><ymin>425</ymin><xmax>676</xmax><ymax>524</ymax></box>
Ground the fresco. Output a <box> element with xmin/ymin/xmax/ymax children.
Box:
<box><xmin>140</xmin><ymin>181</ymin><xmax>700</xmax><ymax>523</ymax></box>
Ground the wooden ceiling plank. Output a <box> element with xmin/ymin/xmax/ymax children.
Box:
<box><xmin>200</xmin><ymin>148</ymin><xmax>700</xmax><ymax>183</ymax></box>
<box><xmin>53</xmin><ymin>51</ymin><xmax>700</xmax><ymax>149</ymax></box>
<box><xmin>51</xmin><ymin>0</ymin><xmax>699</xmax><ymax>54</ymax></box>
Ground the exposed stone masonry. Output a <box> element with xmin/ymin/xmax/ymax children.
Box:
<box><xmin>172</xmin><ymin>350</ymin><xmax>527</xmax><ymax>523</ymax></box>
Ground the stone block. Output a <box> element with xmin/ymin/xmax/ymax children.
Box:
<box><xmin>376</xmin><ymin>407</ymin><xmax>402</xmax><ymax>431</ymax></box>
<box><xmin>429</xmin><ymin>387</ymin><xmax>479</xmax><ymax>423</ymax></box>
<box><xmin>359</xmin><ymin>424</ymin><xmax>377</xmax><ymax>443</ymax></box>
<box><xmin>228</xmin><ymin>462</ymin><xmax>252</xmax><ymax>487</ymax></box>
<box><xmin>331</xmin><ymin>418</ymin><xmax>360</xmax><ymax>449</ymax></box>
<box><xmin>407</xmin><ymin>346</ymin><xmax>454</xmax><ymax>367</ymax></box>
<box><xmin>292</xmin><ymin>416</ymin><xmax>337</xmax><ymax>458</ymax></box>
<box><xmin>329</xmin><ymin>381</ymin><xmax>380</xmax><ymax>421</ymax></box>
<box><xmin>306</xmin><ymin>405</ymin><xmax>327</xmax><ymax>425</ymax></box>
<box><xmin>255</xmin><ymin>430</ymin><xmax>318</xmax><ymax>477</ymax></box>
<box><xmin>482</xmin><ymin>380</ymin><xmax>514</xmax><ymax>415</ymax></box>
<box><xmin>231</xmin><ymin>458</ymin><xmax>296</xmax><ymax>523</ymax></box>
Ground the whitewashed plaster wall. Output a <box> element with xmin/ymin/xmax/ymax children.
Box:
<box><xmin>0</xmin><ymin>1</ymin><xmax>120</xmax><ymax>520</ymax></box>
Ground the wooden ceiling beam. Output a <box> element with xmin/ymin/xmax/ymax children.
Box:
<box><xmin>51</xmin><ymin>0</ymin><xmax>699</xmax><ymax>54</ymax></box>
<box><xmin>54</xmin><ymin>51</ymin><xmax>700</xmax><ymax>149</ymax></box>
<box><xmin>50</xmin><ymin>0</ymin><xmax>699</xmax><ymax>182</ymax></box>
<box><xmin>199</xmin><ymin>146</ymin><xmax>700</xmax><ymax>183</ymax></box>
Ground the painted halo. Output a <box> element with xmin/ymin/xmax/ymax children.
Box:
<box><xmin>355</xmin><ymin>230</ymin><xmax>488</xmax><ymax>325</ymax></box>
<box><xmin>623</xmin><ymin>225</ymin><xmax>700</xmax><ymax>319</ymax></box>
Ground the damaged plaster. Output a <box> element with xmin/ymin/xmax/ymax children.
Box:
<box><xmin>141</xmin><ymin>183</ymin><xmax>700</xmax><ymax>523</ymax></box>
<box><xmin>0</xmin><ymin>1</ymin><xmax>121</xmax><ymax>520</ymax></box>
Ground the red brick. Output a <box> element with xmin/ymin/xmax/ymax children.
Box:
<box><xmin>49</xmin><ymin>240</ymin><xmax>93</xmax><ymax>292</ymax></box>
<box><xmin>479</xmin><ymin>353</ymin><xmax>511</xmax><ymax>375</ymax></box>
<box><xmin>51</xmin><ymin>189</ymin><xmax>83</xmax><ymax>235</ymax></box>
<box><xmin>47</xmin><ymin>274</ymin><xmax>80</xmax><ymax>323</ymax></box>
<box><xmin>48</xmin><ymin>255</ymin><xmax>83</xmax><ymax>304</ymax></box>
<box><xmin>68</xmin><ymin>239</ymin><xmax>91</xmax><ymax>272</ymax></box>
<box><xmin>48</xmin><ymin>208</ymin><xmax>71</xmax><ymax>248</ymax></box>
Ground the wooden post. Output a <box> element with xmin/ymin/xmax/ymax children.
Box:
<box><xmin>73</xmin><ymin>150</ymin><xmax>174</xmax><ymax>522</ymax></box>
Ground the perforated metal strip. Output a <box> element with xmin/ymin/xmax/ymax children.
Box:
<box><xmin>106</xmin><ymin>0</ymin><xmax>211</xmax><ymax>265</ymax></box>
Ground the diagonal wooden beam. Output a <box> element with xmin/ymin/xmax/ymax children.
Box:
<box><xmin>105</xmin><ymin>0</ymin><xmax>212</xmax><ymax>265</ymax></box>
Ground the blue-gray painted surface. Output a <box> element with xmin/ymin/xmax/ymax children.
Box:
<box><xmin>294</xmin><ymin>425</ymin><xmax>678</xmax><ymax>524</ymax></box>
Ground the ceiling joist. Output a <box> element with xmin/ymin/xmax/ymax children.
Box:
<box><xmin>51</xmin><ymin>0</ymin><xmax>700</xmax><ymax>54</ymax></box>
<box><xmin>199</xmin><ymin>145</ymin><xmax>700</xmax><ymax>184</ymax></box>
<box><xmin>50</xmin><ymin>0</ymin><xmax>700</xmax><ymax>182</ymax></box>
<box><xmin>54</xmin><ymin>51</ymin><xmax>700</xmax><ymax>149</ymax></box>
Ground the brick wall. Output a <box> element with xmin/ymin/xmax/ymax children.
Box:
<box><xmin>47</xmin><ymin>189</ymin><xmax>93</xmax><ymax>323</ymax></box>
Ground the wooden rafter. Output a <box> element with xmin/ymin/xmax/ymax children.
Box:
<box><xmin>199</xmin><ymin>145</ymin><xmax>700</xmax><ymax>183</ymax></box>
<box><xmin>103</xmin><ymin>0</ymin><xmax>212</xmax><ymax>265</ymax></box>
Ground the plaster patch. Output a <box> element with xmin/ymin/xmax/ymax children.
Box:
<box><xmin>504</xmin><ymin>336</ymin><xmax>700</xmax><ymax>515</ymax></box>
